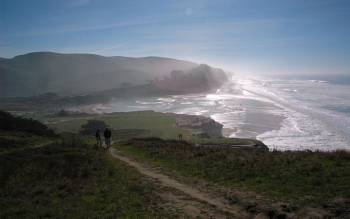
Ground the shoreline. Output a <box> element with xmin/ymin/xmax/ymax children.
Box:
<box><xmin>70</xmin><ymin>101</ymin><xmax>285</xmax><ymax>148</ymax></box>
<box><xmin>224</xmin><ymin>111</ymin><xmax>286</xmax><ymax>140</ymax></box>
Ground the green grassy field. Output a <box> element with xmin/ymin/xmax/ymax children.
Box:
<box><xmin>118</xmin><ymin>138</ymin><xmax>350</xmax><ymax>213</ymax></box>
<box><xmin>46</xmin><ymin>111</ymin><xmax>257</xmax><ymax>146</ymax></box>
<box><xmin>47</xmin><ymin>111</ymin><xmax>191</xmax><ymax>139</ymax></box>
<box><xmin>0</xmin><ymin>134</ymin><xmax>171</xmax><ymax>218</ymax></box>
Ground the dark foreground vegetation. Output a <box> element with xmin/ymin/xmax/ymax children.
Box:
<box><xmin>120</xmin><ymin>138</ymin><xmax>350</xmax><ymax>217</ymax></box>
<box><xmin>0</xmin><ymin>110</ymin><xmax>55</xmax><ymax>136</ymax></box>
<box><xmin>0</xmin><ymin>112</ymin><xmax>169</xmax><ymax>218</ymax></box>
<box><xmin>0</xmin><ymin>136</ymin><xmax>170</xmax><ymax>218</ymax></box>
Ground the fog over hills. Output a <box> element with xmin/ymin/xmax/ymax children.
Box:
<box><xmin>0</xmin><ymin>52</ymin><xmax>215</xmax><ymax>97</ymax></box>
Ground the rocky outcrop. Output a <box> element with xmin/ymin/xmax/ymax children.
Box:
<box><xmin>170</xmin><ymin>113</ymin><xmax>223</xmax><ymax>138</ymax></box>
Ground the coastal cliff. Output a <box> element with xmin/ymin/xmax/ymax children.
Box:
<box><xmin>170</xmin><ymin>113</ymin><xmax>223</xmax><ymax>138</ymax></box>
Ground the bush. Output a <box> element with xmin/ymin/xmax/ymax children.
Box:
<box><xmin>0</xmin><ymin>110</ymin><xmax>55</xmax><ymax>136</ymax></box>
<box><xmin>80</xmin><ymin>120</ymin><xmax>108</xmax><ymax>135</ymax></box>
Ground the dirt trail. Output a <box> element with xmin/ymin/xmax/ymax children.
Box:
<box><xmin>109</xmin><ymin>148</ymin><xmax>251</xmax><ymax>218</ymax></box>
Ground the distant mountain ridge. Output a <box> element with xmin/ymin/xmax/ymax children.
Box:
<box><xmin>0</xmin><ymin>52</ymin><xmax>217</xmax><ymax>97</ymax></box>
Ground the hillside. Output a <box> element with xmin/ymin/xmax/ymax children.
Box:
<box><xmin>1</xmin><ymin>110</ymin><xmax>349</xmax><ymax>218</ymax></box>
<box><xmin>118</xmin><ymin>139</ymin><xmax>350</xmax><ymax>218</ymax></box>
<box><xmin>0</xmin><ymin>113</ymin><xmax>172</xmax><ymax>218</ymax></box>
<box><xmin>0</xmin><ymin>52</ymin><xmax>226</xmax><ymax>97</ymax></box>
<box><xmin>0</xmin><ymin>110</ymin><xmax>265</xmax><ymax>218</ymax></box>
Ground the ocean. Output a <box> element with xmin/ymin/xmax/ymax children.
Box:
<box><xmin>94</xmin><ymin>76</ymin><xmax>350</xmax><ymax>151</ymax></box>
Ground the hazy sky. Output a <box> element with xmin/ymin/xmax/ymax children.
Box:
<box><xmin>1</xmin><ymin>0</ymin><xmax>349</xmax><ymax>76</ymax></box>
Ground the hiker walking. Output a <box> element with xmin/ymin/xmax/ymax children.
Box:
<box><xmin>95</xmin><ymin>129</ymin><xmax>102</xmax><ymax>147</ymax></box>
<box><xmin>104</xmin><ymin>128</ymin><xmax>112</xmax><ymax>148</ymax></box>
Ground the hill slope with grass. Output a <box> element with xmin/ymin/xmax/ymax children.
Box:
<box><xmin>2</xmin><ymin>110</ymin><xmax>349</xmax><ymax>218</ymax></box>
<box><xmin>0</xmin><ymin>111</ymin><xmax>174</xmax><ymax>218</ymax></box>
<box><xmin>117</xmin><ymin>138</ymin><xmax>350</xmax><ymax>218</ymax></box>
<box><xmin>0</xmin><ymin>52</ymin><xmax>227</xmax><ymax>97</ymax></box>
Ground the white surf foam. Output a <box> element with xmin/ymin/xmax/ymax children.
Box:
<box><xmin>237</xmin><ymin>78</ymin><xmax>350</xmax><ymax>151</ymax></box>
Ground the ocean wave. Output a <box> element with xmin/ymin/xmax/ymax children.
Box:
<box><xmin>135</xmin><ymin>100</ymin><xmax>163</xmax><ymax>105</ymax></box>
<box><xmin>240</xmin><ymin>78</ymin><xmax>350</xmax><ymax>151</ymax></box>
<box><xmin>309</xmin><ymin>80</ymin><xmax>328</xmax><ymax>83</ymax></box>
<box><xmin>157</xmin><ymin>97</ymin><xmax>176</xmax><ymax>103</ymax></box>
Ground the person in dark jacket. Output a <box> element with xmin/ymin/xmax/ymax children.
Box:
<box><xmin>95</xmin><ymin>129</ymin><xmax>102</xmax><ymax>147</ymax></box>
<box><xmin>103</xmin><ymin>128</ymin><xmax>112</xmax><ymax>148</ymax></box>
